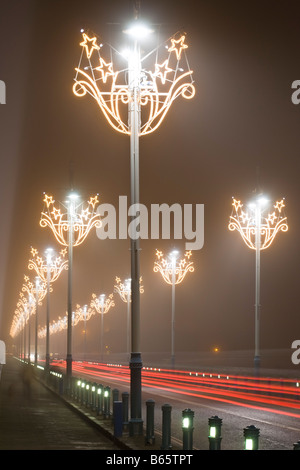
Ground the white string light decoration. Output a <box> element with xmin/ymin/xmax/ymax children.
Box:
<box><xmin>228</xmin><ymin>197</ymin><xmax>288</xmax><ymax>250</ymax></box>
<box><xmin>153</xmin><ymin>249</ymin><xmax>194</xmax><ymax>285</ymax></box>
<box><xmin>73</xmin><ymin>30</ymin><xmax>195</xmax><ymax>136</ymax></box>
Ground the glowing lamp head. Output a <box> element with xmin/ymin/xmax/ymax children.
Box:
<box><xmin>170</xmin><ymin>250</ymin><xmax>179</xmax><ymax>261</ymax></box>
<box><xmin>67</xmin><ymin>192</ymin><xmax>79</xmax><ymax>202</ymax></box>
<box><xmin>248</xmin><ymin>195</ymin><xmax>269</xmax><ymax>210</ymax></box>
<box><xmin>45</xmin><ymin>248</ymin><xmax>53</xmax><ymax>265</ymax></box>
<box><xmin>124</xmin><ymin>22</ymin><xmax>154</xmax><ymax>39</ymax></box>
<box><xmin>257</xmin><ymin>196</ymin><xmax>268</xmax><ymax>206</ymax></box>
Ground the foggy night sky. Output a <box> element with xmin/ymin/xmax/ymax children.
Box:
<box><xmin>0</xmin><ymin>0</ymin><xmax>300</xmax><ymax>364</ymax></box>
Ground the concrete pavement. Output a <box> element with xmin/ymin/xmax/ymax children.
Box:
<box><xmin>0</xmin><ymin>356</ymin><xmax>126</xmax><ymax>450</ymax></box>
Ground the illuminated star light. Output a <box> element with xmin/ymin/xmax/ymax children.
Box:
<box><xmin>96</xmin><ymin>58</ymin><xmax>115</xmax><ymax>83</ymax></box>
<box><xmin>80</xmin><ymin>33</ymin><xmax>100</xmax><ymax>59</ymax></box>
<box><xmin>168</xmin><ymin>35</ymin><xmax>188</xmax><ymax>60</ymax></box>
<box><xmin>154</xmin><ymin>60</ymin><xmax>172</xmax><ymax>84</ymax></box>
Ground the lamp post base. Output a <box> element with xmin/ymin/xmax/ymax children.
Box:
<box><xmin>254</xmin><ymin>355</ymin><xmax>260</xmax><ymax>375</ymax></box>
<box><xmin>66</xmin><ymin>353</ymin><xmax>73</xmax><ymax>393</ymax></box>
<box><xmin>129</xmin><ymin>352</ymin><xmax>143</xmax><ymax>435</ymax></box>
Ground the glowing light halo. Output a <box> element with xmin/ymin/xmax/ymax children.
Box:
<box><xmin>40</xmin><ymin>193</ymin><xmax>101</xmax><ymax>247</ymax></box>
<box><xmin>73</xmin><ymin>30</ymin><xmax>195</xmax><ymax>137</ymax></box>
<box><xmin>228</xmin><ymin>197</ymin><xmax>288</xmax><ymax>250</ymax></box>
<box><xmin>153</xmin><ymin>249</ymin><xmax>194</xmax><ymax>285</ymax></box>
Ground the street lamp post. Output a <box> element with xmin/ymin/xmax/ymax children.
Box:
<box><xmin>90</xmin><ymin>293</ymin><xmax>115</xmax><ymax>362</ymax></box>
<box><xmin>73</xmin><ymin>8</ymin><xmax>195</xmax><ymax>431</ymax></box>
<box><xmin>40</xmin><ymin>193</ymin><xmax>101</xmax><ymax>385</ymax></box>
<box><xmin>229</xmin><ymin>195</ymin><xmax>288</xmax><ymax>370</ymax></box>
<box><xmin>154</xmin><ymin>249</ymin><xmax>194</xmax><ymax>367</ymax></box>
<box><xmin>34</xmin><ymin>277</ymin><xmax>40</xmax><ymax>366</ymax></box>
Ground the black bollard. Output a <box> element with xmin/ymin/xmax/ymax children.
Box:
<box><xmin>208</xmin><ymin>415</ymin><xmax>222</xmax><ymax>450</ymax></box>
<box><xmin>145</xmin><ymin>399</ymin><xmax>155</xmax><ymax>445</ymax></box>
<box><xmin>122</xmin><ymin>392</ymin><xmax>129</xmax><ymax>428</ymax></box>
<box><xmin>113</xmin><ymin>401</ymin><xmax>123</xmax><ymax>437</ymax></box>
<box><xmin>161</xmin><ymin>404</ymin><xmax>172</xmax><ymax>450</ymax></box>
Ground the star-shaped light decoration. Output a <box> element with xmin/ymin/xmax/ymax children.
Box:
<box><xmin>168</xmin><ymin>35</ymin><xmax>188</xmax><ymax>60</ymax></box>
<box><xmin>153</xmin><ymin>249</ymin><xmax>194</xmax><ymax>285</ymax></box>
<box><xmin>154</xmin><ymin>60</ymin><xmax>172</xmax><ymax>84</ymax></box>
<box><xmin>228</xmin><ymin>197</ymin><xmax>288</xmax><ymax>250</ymax></box>
<box><xmin>40</xmin><ymin>193</ymin><xmax>101</xmax><ymax>247</ymax></box>
<box><xmin>80</xmin><ymin>33</ymin><xmax>100</xmax><ymax>59</ymax></box>
<box><xmin>96</xmin><ymin>58</ymin><xmax>115</xmax><ymax>83</ymax></box>
<box><xmin>73</xmin><ymin>29</ymin><xmax>195</xmax><ymax>136</ymax></box>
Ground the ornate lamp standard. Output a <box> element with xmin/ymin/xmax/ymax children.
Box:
<box><xmin>40</xmin><ymin>192</ymin><xmax>101</xmax><ymax>385</ymax></box>
<box><xmin>28</xmin><ymin>247</ymin><xmax>68</xmax><ymax>371</ymax></box>
<box><xmin>228</xmin><ymin>195</ymin><xmax>288</xmax><ymax>370</ymax></box>
<box><xmin>73</xmin><ymin>7</ymin><xmax>195</xmax><ymax>431</ymax></box>
<box><xmin>154</xmin><ymin>249</ymin><xmax>194</xmax><ymax>367</ymax></box>
<box><xmin>90</xmin><ymin>293</ymin><xmax>115</xmax><ymax>362</ymax></box>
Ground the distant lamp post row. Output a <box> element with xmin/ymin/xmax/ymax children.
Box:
<box><xmin>22</xmin><ymin>274</ymin><xmax>47</xmax><ymax>365</ymax></box>
<box><xmin>154</xmin><ymin>249</ymin><xmax>194</xmax><ymax>367</ymax></box>
<box><xmin>28</xmin><ymin>247</ymin><xmax>68</xmax><ymax>370</ymax></box>
<box><xmin>40</xmin><ymin>192</ymin><xmax>101</xmax><ymax>384</ymax></box>
<box><xmin>229</xmin><ymin>195</ymin><xmax>288</xmax><ymax>370</ymax></box>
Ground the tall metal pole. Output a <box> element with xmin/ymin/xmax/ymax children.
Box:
<box><xmin>127</xmin><ymin>286</ymin><xmax>130</xmax><ymax>356</ymax></box>
<box><xmin>66</xmin><ymin>205</ymin><xmax>74</xmax><ymax>387</ymax></box>
<box><xmin>100</xmin><ymin>302</ymin><xmax>104</xmax><ymax>362</ymax></box>
<box><xmin>35</xmin><ymin>278</ymin><xmax>39</xmax><ymax>367</ymax></box>
<box><xmin>84</xmin><ymin>305</ymin><xmax>87</xmax><ymax>361</ymax></box>
<box><xmin>46</xmin><ymin>260</ymin><xmax>50</xmax><ymax>372</ymax></box>
<box><xmin>171</xmin><ymin>257</ymin><xmax>175</xmax><ymax>368</ymax></box>
<box><xmin>128</xmin><ymin>26</ymin><xmax>143</xmax><ymax>435</ymax></box>
<box><xmin>28</xmin><ymin>302</ymin><xmax>31</xmax><ymax>363</ymax></box>
<box><xmin>254</xmin><ymin>205</ymin><xmax>261</xmax><ymax>372</ymax></box>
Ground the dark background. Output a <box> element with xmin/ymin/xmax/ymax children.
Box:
<box><xmin>0</xmin><ymin>0</ymin><xmax>299</xmax><ymax>365</ymax></box>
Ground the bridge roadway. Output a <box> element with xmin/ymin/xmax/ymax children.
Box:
<box><xmin>0</xmin><ymin>357</ymin><xmax>129</xmax><ymax>451</ymax></box>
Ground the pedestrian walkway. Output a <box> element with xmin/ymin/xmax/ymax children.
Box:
<box><xmin>0</xmin><ymin>357</ymin><xmax>124</xmax><ymax>450</ymax></box>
